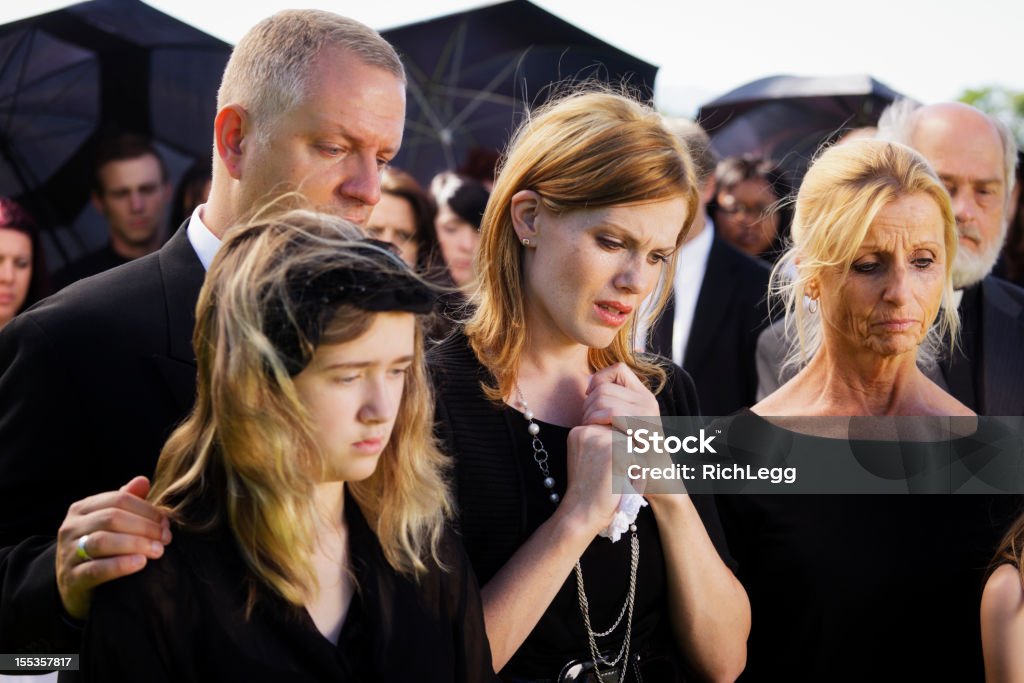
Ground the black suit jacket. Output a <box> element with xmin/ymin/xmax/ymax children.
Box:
<box><xmin>976</xmin><ymin>275</ymin><xmax>1024</xmax><ymax>415</ymax></box>
<box><xmin>754</xmin><ymin>275</ymin><xmax>1024</xmax><ymax>415</ymax></box>
<box><xmin>0</xmin><ymin>224</ymin><xmax>204</xmax><ymax>654</ymax></box>
<box><xmin>650</xmin><ymin>235</ymin><xmax>771</xmax><ymax>416</ymax></box>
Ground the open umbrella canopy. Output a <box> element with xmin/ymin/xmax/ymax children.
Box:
<box><xmin>0</xmin><ymin>0</ymin><xmax>230</xmax><ymax>256</ymax></box>
<box><xmin>697</xmin><ymin>74</ymin><xmax>907</xmax><ymax>187</ymax></box>
<box><xmin>382</xmin><ymin>0</ymin><xmax>658</xmax><ymax>185</ymax></box>
<box><xmin>0</xmin><ymin>28</ymin><xmax>98</xmax><ymax>204</ymax></box>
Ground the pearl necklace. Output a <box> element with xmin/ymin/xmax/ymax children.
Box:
<box><xmin>515</xmin><ymin>386</ymin><xmax>560</xmax><ymax>504</ymax></box>
<box><xmin>514</xmin><ymin>385</ymin><xmax>639</xmax><ymax>682</ymax></box>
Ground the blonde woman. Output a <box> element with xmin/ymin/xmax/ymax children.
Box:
<box><xmin>429</xmin><ymin>91</ymin><xmax>750</xmax><ymax>682</ymax></box>
<box><xmin>82</xmin><ymin>211</ymin><xmax>495</xmax><ymax>682</ymax></box>
<box><xmin>717</xmin><ymin>139</ymin><xmax>1021</xmax><ymax>680</ymax></box>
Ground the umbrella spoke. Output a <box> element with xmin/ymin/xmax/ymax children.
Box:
<box><xmin>406</xmin><ymin>78</ymin><xmax>449</xmax><ymax>135</ymax></box>
<box><xmin>434</xmin><ymin>85</ymin><xmax>519</xmax><ymax>108</ymax></box>
<box><xmin>1</xmin><ymin>28</ymin><xmax>35</xmax><ymax>135</ymax></box>
<box><xmin>448</xmin><ymin>56</ymin><xmax>524</xmax><ymax>129</ymax></box>
<box><xmin>382</xmin><ymin>2</ymin><xmax>656</xmax><ymax>181</ymax></box>
<box><xmin>442</xmin><ymin>20</ymin><xmax>468</xmax><ymax>124</ymax></box>
<box><xmin>0</xmin><ymin>66</ymin><xmax>98</xmax><ymax>124</ymax></box>
<box><xmin>4</xmin><ymin>117</ymin><xmax>94</xmax><ymax>140</ymax></box>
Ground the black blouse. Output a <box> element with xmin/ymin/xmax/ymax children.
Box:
<box><xmin>428</xmin><ymin>331</ymin><xmax>734</xmax><ymax>680</ymax></box>
<box><xmin>82</xmin><ymin>491</ymin><xmax>496</xmax><ymax>682</ymax></box>
<box><xmin>716</xmin><ymin>411</ymin><xmax>1023</xmax><ymax>682</ymax></box>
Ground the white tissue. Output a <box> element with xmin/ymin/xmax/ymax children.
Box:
<box><xmin>598</xmin><ymin>492</ymin><xmax>647</xmax><ymax>543</ymax></box>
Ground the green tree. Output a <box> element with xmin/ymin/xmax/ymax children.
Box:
<box><xmin>958</xmin><ymin>85</ymin><xmax>1024</xmax><ymax>146</ymax></box>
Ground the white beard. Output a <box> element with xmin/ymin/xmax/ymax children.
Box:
<box><xmin>952</xmin><ymin>221</ymin><xmax>1008</xmax><ymax>289</ymax></box>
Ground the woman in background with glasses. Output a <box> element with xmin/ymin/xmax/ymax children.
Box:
<box><xmin>712</xmin><ymin>155</ymin><xmax>784</xmax><ymax>262</ymax></box>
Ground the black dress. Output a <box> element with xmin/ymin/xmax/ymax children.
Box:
<box><xmin>428</xmin><ymin>331</ymin><xmax>735</xmax><ymax>681</ymax></box>
<box><xmin>716</xmin><ymin>410</ymin><xmax>1023</xmax><ymax>682</ymax></box>
<box><xmin>82</xmin><ymin>491</ymin><xmax>496</xmax><ymax>682</ymax></box>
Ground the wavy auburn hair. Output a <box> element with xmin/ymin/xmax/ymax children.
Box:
<box><xmin>151</xmin><ymin>209</ymin><xmax>451</xmax><ymax>610</ymax></box>
<box><xmin>466</xmin><ymin>89</ymin><xmax>698</xmax><ymax>401</ymax></box>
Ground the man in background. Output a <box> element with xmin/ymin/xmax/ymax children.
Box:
<box><xmin>648</xmin><ymin>118</ymin><xmax>771</xmax><ymax>416</ymax></box>
<box><xmin>54</xmin><ymin>134</ymin><xmax>170</xmax><ymax>287</ymax></box>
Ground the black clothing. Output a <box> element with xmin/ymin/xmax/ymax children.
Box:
<box><xmin>52</xmin><ymin>243</ymin><xmax>132</xmax><ymax>289</ymax></box>
<box><xmin>0</xmin><ymin>223</ymin><xmax>203</xmax><ymax>654</ymax></box>
<box><xmin>961</xmin><ymin>275</ymin><xmax>1024</xmax><ymax>415</ymax></box>
<box><xmin>716</xmin><ymin>411</ymin><xmax>1023</xmax><ymax>682</ymax></box>
<box><xmin>83</xmin><ymin>493</ymin><xmax>496</xmax><ymax>682</ymax></box>
<box><xmin>425</xmin><ymin>290</ymin><xmax>468</xmax><ymax>346</ymax></box>
<box><xmin>428</xmin><ymin>331</ymin><xmax>735</xmax><ymax>681</ymax></box>
<box><xmin>937</xmin><ymin>275</ymin><xmax>1024</xmax><ymax>416</ymax></box>
<box><xmin>650</xmin><ymin>236</ymin><xmax>771</xmax><ymax>416</ymax></box>
<box><xmin>941</xmin><ymin>283</ymin><xmax>982</xmax><ymax>411</ymax></box>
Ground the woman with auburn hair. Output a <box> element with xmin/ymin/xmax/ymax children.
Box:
<box><xmin>982</xmin><ymin>514</ymin><xmax>1024</xmax><ymax>682</ymax></box>
<box><xmin>0</xmin><ymin>197</ymin><xmax>49</xmax><ymax>329</ymax></box>
<box><xmin>711</xmin><ymin>155</ymin><xmax>785</xmax><ymax>262</ymax></box>
<box><xmin>429</xmin><ymin>90</ymin><xmax>750</xmax><ymax>682</ymax></box>
<box><xmin>716</xmin><ymin>139</ymin><xmax>1021</xmax><ymax>681</ymax></box>
<box><xmin>82</xmin><ymin>210</ymin><xmax>495</xmax><ymax>682</ymax></box>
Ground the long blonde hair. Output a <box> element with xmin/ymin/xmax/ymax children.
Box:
<box><xmin>152</xmin><ymin>209</ymin><xmax>452</xmax><ymax>610</ymax></box>
<box><xmin>770</xmin><ymin>139</ymin><xmax>960</xmax><ymax>375</ymax></box>
<box><xmin>466</xmin><ymin>89</ymin><xmax>699</xmax><ymax>401</ymax></box>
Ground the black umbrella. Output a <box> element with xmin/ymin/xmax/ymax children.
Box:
<box><xmin>697</xmin><ymin>74</ymin><xmax>908</xmax><ymax>188</ymax></box>
<box><xmin>0</xmin><ymin>0</ymin><xmax>230</xmax><ymax>257</ymax></box>
<box><xmin>381</xmin><ymin>0</ymin><xmax>658</xmax><ymax>185</ymax></box>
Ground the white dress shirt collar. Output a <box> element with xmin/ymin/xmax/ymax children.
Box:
<box><xmin>186</xmin><ymin>204</ymin><xmax>222</xmax><ymax>271</ymax></box>
<box><xmin>669</xmin><ymin>219</ymin><xmax>715</xmax><ymax>365</ymax></box>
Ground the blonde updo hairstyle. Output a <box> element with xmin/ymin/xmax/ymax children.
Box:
<box><xmin>466</xmin><ymin>89</ymin><xmax>699</xmax><ymax>401</ymax></box>
<box><xmin>771</xmin><ymin>139</ymin><xmax>959</xmax><ymax>374</ymax></box>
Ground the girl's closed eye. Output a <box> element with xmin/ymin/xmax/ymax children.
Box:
<box><xmin>388</xmin><ymin>365</ymin><xmax>411</xmax><ymax>379</ymax></box>
<box><xmin>330</xmin><ymin>372</ymin><xmax>361</xmax><ymax>385</ymax></box>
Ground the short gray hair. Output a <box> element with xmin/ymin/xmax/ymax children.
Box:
<box><xmin>662</xmin><ymin>117</ymin><xmax>717</xmax><ymax>185</ymax></box>
<box><xmin>217</xmin><ymin>10</ymin><xmax>405</xmax><ymax>135</ymax></box>
<box><xmin>877</xmin><ymin>99</ymin><xmax>1019</xmax><ymax>205</ymax></box>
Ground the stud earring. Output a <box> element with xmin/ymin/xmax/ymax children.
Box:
<box><xmin>522</xmin><ymin>238</ymin><xmax>531</xmax><ymax>246</ymax></box>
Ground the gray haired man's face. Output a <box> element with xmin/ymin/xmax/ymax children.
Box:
<box><xmin>911</xmin><ymin>109</ymin><xmax>1007</xmax><ymax>288</ymax></box>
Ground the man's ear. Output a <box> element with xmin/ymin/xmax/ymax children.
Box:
<box><xmin>510</xmin><ymin>190</ymin><xmax>541</xmax><ymax>244</ymax></box>
<box><xmin>90</xmin><ymin>192</ymin><xmax>105</xmax><ymax>216</ymax></box>
<box><xmin>214</xmin><ymin>104</ymin><xmax>249</xmax><ymax>180</ymax></box>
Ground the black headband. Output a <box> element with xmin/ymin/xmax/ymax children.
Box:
<box><xmin>263</xmin><ymin>240</ymin><xmax>436</xmax><ymax>375</ymax></box>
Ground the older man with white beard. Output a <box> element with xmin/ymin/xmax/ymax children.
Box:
<box><xmin>755</xmin><ymin>101</ymin><xmax>1024</xmax><ymax>415</ymax></box>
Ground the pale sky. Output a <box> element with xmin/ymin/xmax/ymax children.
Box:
<box><xmin>4</xmin><ymin>0</ymin><xmax>1023</xmax><ymax>115</ymax></box>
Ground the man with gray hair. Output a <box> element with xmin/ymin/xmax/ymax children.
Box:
<box><xmin>756</xmin><ymin>102</ymin><xmax>1024</xmax><ymax>414</ymax></box>
<box><xmin>647</xmin><ymin>118</ymin><xmax>771</xmax><ymax>416</ymax></box>
<box><xmin>0</xmin><ymin>10</ymin><xmax>406</xmax><ymax>658</ymax></box>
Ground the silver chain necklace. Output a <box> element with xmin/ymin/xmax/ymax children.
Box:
<box><xmin>514</xmin><ymin>384</ymin><xmax>639</xmax><ymax>683</ymax></box>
